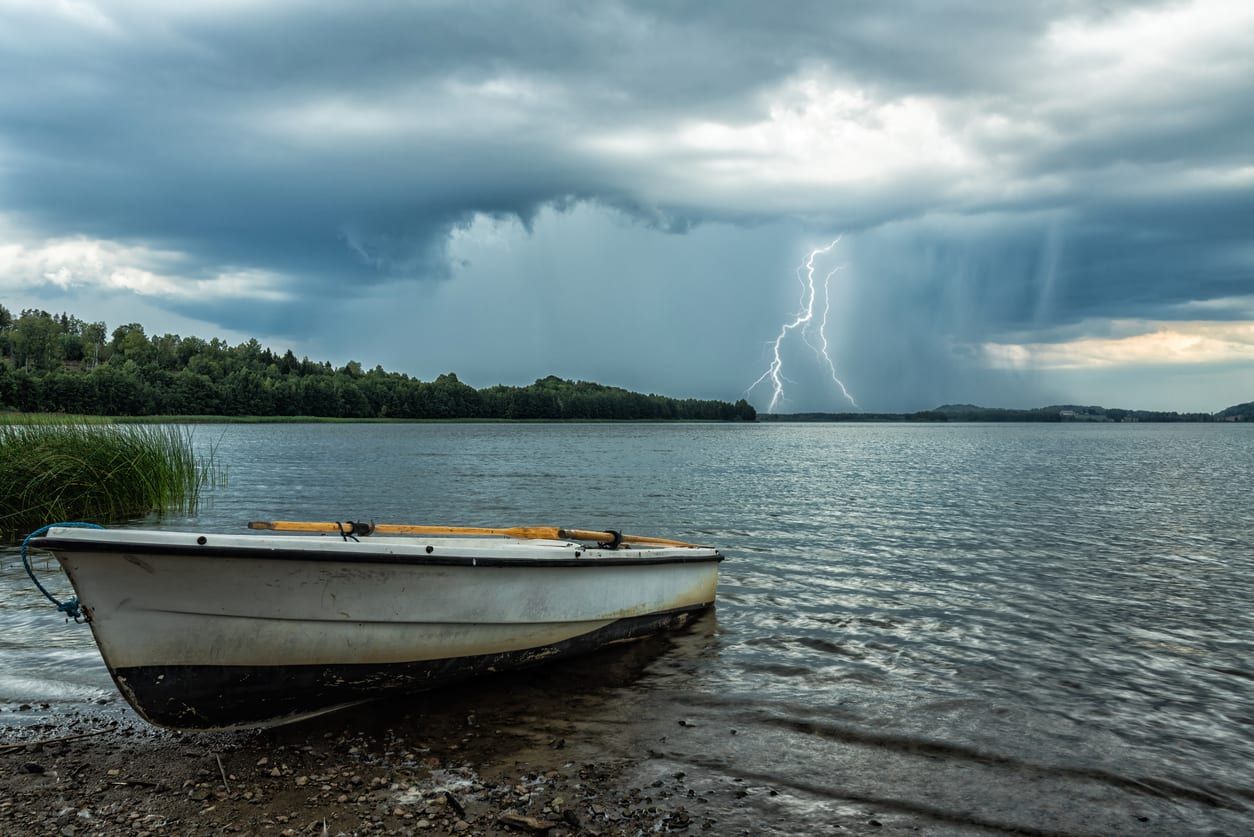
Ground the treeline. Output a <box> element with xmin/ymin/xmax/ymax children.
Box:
<box><xmin>0</xmin><ymin>307</ymin><xmax>756</xmax><ymax>421</ymax></box>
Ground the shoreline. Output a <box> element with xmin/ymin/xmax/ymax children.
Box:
<box><xmin>1</xmin><ymin>638</ymin><xmax>723</xmax><ymax>837</ymax></box>
<box><xmin>0</xmin><ymin>704</ymin><xmax>702</xmax><ymax>837</ymax></box>
<box><xmin>0</xmin><ymin>616</ymin><xmax>927</xmax><ymax>836</ymax></box>
<box><xmin>1</xmin><ymin>414</ymin><xmax>749</xmax><ymax>425</ymax></box>
<box><xmin>5</xmin><ymin>413</ymin><xmax>1250</xmax><ymax>425</ymax></box>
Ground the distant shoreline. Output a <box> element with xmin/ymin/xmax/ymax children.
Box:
<box><xmin>0</xmin><ymin>413</ymin><xmax>750</xmax><ymax>425</ymax></box>
<box><xmin>760</xmin><ymin>404</ymin><xmax>1252</xmax><ymax>423</ymax></box>
<box><xmin>1</xmin><ymin>411</ymin><xmax>1250</xmax><ymax>425</ymax></box>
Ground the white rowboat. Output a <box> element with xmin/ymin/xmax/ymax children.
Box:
<box><xmin>29</xmin><ymin>523</ymin><xmax>723</xmax><ymax>730</ymax></box>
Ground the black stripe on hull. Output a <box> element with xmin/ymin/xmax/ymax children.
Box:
<box><xmin>32</xmin><ymin>537</ymin><xmax>724</xmax><ymax>567</ymax></box>
<box><xmin>110</xmin><ymin>605</ymin><xmax>711</xmax><ymax>730</ymax></box>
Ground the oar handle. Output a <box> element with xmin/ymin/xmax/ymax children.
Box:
<box><xmin>247</xmin><ymin>520</ymin><xmax>696</xmax><ymax>548</ymax></box>
<box><xmin>557</xmin><ymin>528</ymin><xmax>694</xmax><ymax>547</ymax></box>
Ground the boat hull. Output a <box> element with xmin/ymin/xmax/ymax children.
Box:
<box><xmin>33</xmin><ymin>529</ymin><xmax>721</xmax><ymax>729</ymax></box>
<box><xmin>112</xmin><ymin>608</ymin><xmax>704</xmax><ymax>729</ymax></box>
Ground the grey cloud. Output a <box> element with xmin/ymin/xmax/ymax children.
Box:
<box><xmin>5</xmin><ymin>3</ymin><xmax>1245</xmax><ymax>250</ymax></box>
<box><xmin>0</xmin><ymin>0</ymin><xmax>1250</xmax><ymax>410</ymax></box>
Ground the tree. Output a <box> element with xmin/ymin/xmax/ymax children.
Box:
<box><xmin>223</xmin><ymin>368</ymin><xmax>273</xmax><ymax>415</ymax></box>
<box><xmin>91</xmin><ymin>363</ymin><xmax>149</xmax><ymax>415</ymax></box>
<box><xmin>162</xmin><ymin>371</ymin><xmax>214</xmax><ymax>415</ymax></box>
<box><xmin>338</xmin><ymin>381</ymin><xmax>372</xmax><ymax>417</ymax></box>
<box><xmin>111</xmin><ymin>323</ymin><xmax>154</xmax><ymax>365</ymax></box>
<box><xmin>300</xmin><ymin>376</ymin><xmax>340</xmax><ymax>416</ymax></box>
<box><xmin>10</xmin><ymin>368</ymin><xmax>43</xmax><ymax>411</ymax></box>
<box><xmin>151</xmin><ymin>333</ymin><xmax>184</xmax><ymax>370</ymax></box>
<box><xmin>41</xmin><ymin>371</ymin><xmax>97</xmax><ymax>413</ymax></box>
<box><xmin>12</xmin><ymin>310</ymin><xmax>64</xmax><ymax>371</ymax></box>
<box><xmin>82</xmin><ymin>321</ymin><xmax>107</xmax><ymax>369</ymax></box>
<box><xmin>59</xmin><ymin>331</ymin><xmax>85</xmax><ymax>362</ymax></box>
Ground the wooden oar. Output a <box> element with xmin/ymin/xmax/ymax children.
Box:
<box><xmin>247</xmin><ymin>520</ymin><xmax>697</xmax><ymax>548</ymax></box>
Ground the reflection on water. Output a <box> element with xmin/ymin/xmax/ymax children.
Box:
<box><xmin>272</xmin><ymin>614</ymin><xmax>719</xmax><ymax>750</ymax></box>
<box><xmin>3</xmin><ymin>422</ymin><xmax>1253</xmax><ymax>833</ymax></box>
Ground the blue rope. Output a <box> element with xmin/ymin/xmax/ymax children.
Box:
<box><xmin>21</xmin><ymin>522</ymin><xmax>104</xmax><ymax>622</ymax></box>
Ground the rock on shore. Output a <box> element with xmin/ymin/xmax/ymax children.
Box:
<box><xmin>0</xmin><ymin>705</ymin><xmax>715</xmax><ymax>837</ymax></box>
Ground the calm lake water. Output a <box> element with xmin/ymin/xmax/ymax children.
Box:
<box><xmin>3</xmin><ymin>422</ymin><xmax>1253</xmax><ymax>834</ymax></box>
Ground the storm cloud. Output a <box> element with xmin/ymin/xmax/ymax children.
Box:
<box><xmin>1</xmin><ymin>0</ymin><xmax>1251</xmax><ymax>410</ymax></box>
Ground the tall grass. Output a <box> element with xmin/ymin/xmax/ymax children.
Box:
<box><xmin>0</xmin><ymin>416</ymin><xmax>221</xmax><ymax>540</ymax></box>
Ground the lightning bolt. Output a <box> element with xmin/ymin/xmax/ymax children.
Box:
<box><xmin>747</xmin><ymin>238</ymin><xmax>859</xmax><ymax>412</ymax></box>
<box><xmin>817</xmin><ymin>263</ymin><xmax>858</xmax><ymax>409</ymax></box>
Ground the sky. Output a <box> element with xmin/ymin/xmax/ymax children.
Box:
<box><xmin>1</xmin><ymin>0</ymin><xmax>1252</xmax><ymax>412</ymax></box>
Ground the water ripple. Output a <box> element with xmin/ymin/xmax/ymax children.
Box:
<box><xmin>3</xmin><ymin>422</ymin><xmax>1252</xmax><ymax>833</ymax></box>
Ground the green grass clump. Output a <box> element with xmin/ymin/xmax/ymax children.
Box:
<box><xmin>0</xmin><ymin>417</ymin><xmax>220</xmax><ymax>540</ymax></box>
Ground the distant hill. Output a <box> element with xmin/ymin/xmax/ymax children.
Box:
<box><xmin>1217</xmin><ymin>400</ymin><xmax>1254</xmax><ymax>419</ymax></box>
<box><xmin>763</xmin><ymin>401</ymin><xmax>1250</xmax><ymax>422</ymax></box>
<box><xmin>934</xmin><ymin>404</ymin><xmax>1067</xmax><ymax>421</ymax></box>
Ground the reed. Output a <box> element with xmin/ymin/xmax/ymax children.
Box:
<box><xmin>0</xmin><ymin>416</ymin><xmax>221</xmax><ymax>540</ymax></box>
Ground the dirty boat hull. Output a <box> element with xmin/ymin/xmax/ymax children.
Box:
<box><xmin>31</xmin><ymin>529</ymin><xmax>721</xmax><ymax>729</ymax></box>
<box><xmin>115</xmin><ymin>608</ymin><xmax>703</xmax><ymax>728</ymax></box>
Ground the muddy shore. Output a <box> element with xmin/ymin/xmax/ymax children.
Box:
<box><xmin>0</xmin><ymin>632</ymin><xmax>739</xmax><ymax>837</ymax></box>
<box><xmin>3</xmin><ymin>624</ymin><xmax>929</xmax><ymax>837</ymax></box>
<box><xmin>0</xmin><ymin>707</ymin><xmax>707</xmax><ymax>837</ymax></box>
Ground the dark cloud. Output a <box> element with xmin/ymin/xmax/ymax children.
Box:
<box><xmin>0</xmin><ymin>1</ymin><xmax>1250</xmax><ymax>410</ymax></box>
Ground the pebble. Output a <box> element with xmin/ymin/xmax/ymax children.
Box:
<box><xmin>1</xmin><ymin>708</ymin><xmax>731</xmax><ymax>837</ymax></box>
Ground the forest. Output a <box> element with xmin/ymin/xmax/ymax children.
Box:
<box><xmin>0</xmin><ymin>306</ymin><xmax>756</xmax><ymax>421</ymax></box>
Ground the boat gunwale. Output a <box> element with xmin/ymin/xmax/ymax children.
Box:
<box><xmin>29</xmin><ymin>536</ymin><xmax>725</xmax><ymax>568</ymax></box>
